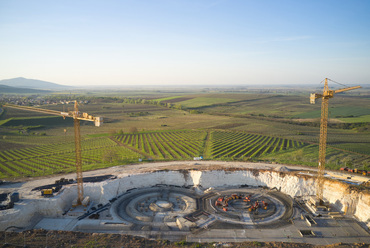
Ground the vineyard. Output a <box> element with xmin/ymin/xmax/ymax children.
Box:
<box><xmin>0</xmin><ymin>90</ymin><xmax>368</xmax><ymax>180</ymax></box>
<box><xmin>114</xmin><ymin>130</ymin><xmax>306</xmax><ymax>161</ymax></box>
<box><xmin>0</xmin><ymin>137</ymin><xmax>141</xmax><ymax>179</ymax></box>
<box><xmin>0</xmin><ymin>129</ymin><xmax>313</xmax><ymax>179</ymax></box>
<box><xmin>115</xmin><ymin>130</ymin><xmax>207</xmax><ymax>159</ymax></box>
<box><xmin>209</xmin><ymin>131</ymin><xmax>306</xmax><ymax>159</ymax></box>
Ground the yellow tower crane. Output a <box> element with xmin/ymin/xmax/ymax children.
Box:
<box><xmin>3</xmin><ymin>101</ymin><xmax>103</xmax><ymax>205</ymax></box>
<box><xmin>310</xmin><ymin>78</ymin><xmax>361</xmax><ymax>204</ymax></box>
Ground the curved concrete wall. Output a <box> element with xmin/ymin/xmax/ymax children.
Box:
<box><xmin>1</xmin><ymin>169</ymin><xmax>369</xmax><ymax>230</ymax></box>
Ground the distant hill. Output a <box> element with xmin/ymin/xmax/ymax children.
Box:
<box><xmin>0</xmin><ymin>77</ymin><xmax>71</xmax><ymax>90</ymax></box>
<box><xmin>0</xmin><ymin>84</ymin><xmax>51</xmax><ymax>94</ymax></box>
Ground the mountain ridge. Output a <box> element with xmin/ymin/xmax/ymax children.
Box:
<box><xmin>0</xmin><ymin>77</ymin><xmax>71</xmax><ymax>90</ymax></box>
<box><xmin>0</xmin><ymin>84</ymin><xmax>51</xmax><ymax>93</ymax></box>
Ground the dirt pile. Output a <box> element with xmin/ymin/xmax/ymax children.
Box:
<box><xmin>274</xmin><ymin>166</ymin><xmax>290</xmax><ymax>172</ymax></box>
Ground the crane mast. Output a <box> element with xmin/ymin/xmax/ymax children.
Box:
<box><xmin>317</xmin><ymin>80</ymin><xmax>329</xmax><ymax>204</ymax></box>
<box><xmin>3</xmin><ymin>101</ymin><xmax>103</xmax><ymax>205</ymax></box>
<box><xmin>73</xmin><ymin>101</ymin><xmax>84</xmax><ymax>205</ymax></box>
<box><xmin>310</xmin><ymin>78</ymin><xmax>361</xmax><ymax>204</ymax></box>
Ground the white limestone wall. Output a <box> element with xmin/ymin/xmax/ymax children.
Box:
<box><xmin>83</xmin><ymin>171</ymin><xmax>189</xmax><ymax>204</ymax></box>
<box><xmin>321</xmin><ymin>181</ymin><xmax>357</xmax><ymax>214</ymax></box>
<box><xmin>1</xmin><ymin>169</ymin><xmax>369</xmax><ymax>230</ymax></box>
<box><xmin>355</xmin><ymin>192</ymin><xmax>370</xmax><ymax>225</ymax></box>
<box><xmin>192</xmin><ymin>170</ymin><xmax>317</xmax><ymax>197</ymax></box>
<box><xmin>0</xmin><ymin>186</ymin><xmax>76</xmax><ymax>229</ymax></box>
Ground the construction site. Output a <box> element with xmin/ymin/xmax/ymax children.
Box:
<box><xmin>0</xmin><ymin>161</ymin><xmax>370</xmax><ymax>246</ymax></box>
<box><xmin>0</xmin><ymin>79</ymin><xmax>369</xmax><ymax>246</ymax></box>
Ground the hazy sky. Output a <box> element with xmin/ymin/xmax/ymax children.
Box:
<box><xmin>1</xmin><ymin>0</ymin><xmax>369</xmax><ymax>86</ymax></box>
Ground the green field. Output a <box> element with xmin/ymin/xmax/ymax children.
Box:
<box><xmin>0</xmin><ymin>116</ymin><xmax>74</xmax><ymax>127</ymax></box>
<box><xmin>154</xmin><ymin>96</ymin><xmax>188</xmax><ymax>102</ymax></box>
<box><xmin>0</xmin><ymin>137</ymin><xmax>141</xmax><ymax>179</ymax></box>
<box><xmin>0</xmin><ymin>129</ymin><xmax>307</xmax><ymax>179</ymax></box>
<box><xmin>209</xmin><ymin>131</ymin><xmax>306</xmax><ymax>159</ymax></box>
<box><xmin>174</xmin><ymin>97</ymin><xmax>238</xmax><ymax>108</ymax></box>
<box><xmin>0</xmin><ymin>127</ymin><xmax>368</xmax><ymax>179</ymax></box>
<box><xmin>294</xmin><ymin>106</ymin><xmax>370</xmax><ymax>119</ymax></box>
<box><xmin>115</xmin><ymin>130</ymin><xmax>207</xmax><ymax>159</ymax></box>
<box><xmin>0</xmin><ymin>87</ymin><xmax>369</xmax><ymax>179</ymax></box>
<box><xmin>338</xmin><ymin>115</ymin><xmax>370</xmax><ymax>123</ymax></box>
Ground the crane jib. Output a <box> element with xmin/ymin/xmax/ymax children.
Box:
<box><xmin>3</xmin><ymin>102</ymin><xmax>103</xmax><ymax>205</ymax></box>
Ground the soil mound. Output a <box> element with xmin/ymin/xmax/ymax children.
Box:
<box><xmin>274</xmin><ymin>166</ymin><xmax>290</xmax><ymax>172</ymax></box>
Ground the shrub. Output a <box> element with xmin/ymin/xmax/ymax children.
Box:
<box><xmin>175</xmin><ymin>240</ymin><xmax>187</xmax><ymax>246</ymax></box>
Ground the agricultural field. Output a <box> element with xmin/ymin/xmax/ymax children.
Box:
<box><xmin>0</xmin><ymin>128</ymin><xmax>310</xmax><ymax>179</ymax></box>
<box><xmin>115</xmin><ymin>130</ymin><xmax>207</xmax><ymax>160</ymax></box>
<box><xmin>170</xmin><ymin>97</ymin><xmax>239</xmax><ymax>108</ymax></box>
<box><xmin>338</xmin><ymin>115</ymin><xmax>370</xmax><ymax>123</ymax></box>
<box><xmin>259</xmin><ymin>144</ymin><xmax>369</xmax><ymax>170</ymax></box>
<box><xmin>208</xmin><ymin>131</ymin><xmax>306</xmax><ymax>159</ymax></box>
<box><xmin>114</xmin><ymin>129</ymin><xmax>309</xmax><ymax>162</ymax></box>
<box><xmin>0</xmin><ymin>137</ymin><xmax>141</xmax><ymax>179</ymax></box>
<box><xmin>152</xmin><ymin>91</ymin><xmax>370</xmax><ymax>122</ymax></box>
<box><xmin>0</xmin><ymin>116</ymin><xmax>74</xmax><ymax>128</ymax></box>
<box><xmin>294</xmin><ymin>106</ymin><xmax>370</xmax><ymax>119</ymax></box>
<box><xmin>0</xmin><ymin>86</ymin><xmax>369</xmax><ymax>179</ymax></box>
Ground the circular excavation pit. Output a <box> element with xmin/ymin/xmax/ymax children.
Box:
<box><xmin>206</xmin><ymin>188</ymin><xmax>292</xmax><ymax>229</ymax></box>
<box><xmin>112</xmin><ymin>185</ymin><xmax>293</xmax><ymax>232</ymax></box>
<box><xmin>3</xmin><ymin>162</ymin><xmax>370</xmax><ymax>245</ymax></box>
<box><xmin>114</xmin><ymin>186</ymin><xmax>197</xmax><ymax>229</ymax></box>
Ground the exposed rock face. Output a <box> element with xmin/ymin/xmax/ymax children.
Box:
<box><xmin>353</xmin><ymin>191</ymin><xmax>370</xmax><ymax>223</ymax></box>
<box><xmin>1</xmin><ymin>169</ymin><xmax>369</xmax><ymax>230</ymax></box>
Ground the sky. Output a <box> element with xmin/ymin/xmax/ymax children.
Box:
<box><xmin>0</xmin><ymin>0</ymin><xmax>369</xmax><ymax>86</ymax></box>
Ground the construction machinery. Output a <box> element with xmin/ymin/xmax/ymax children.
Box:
<box><xmin>41</xmin><ymin>189</ymin><xmax>54</xmax><ymax>197</ymax></box>
<box><xmin>3</xmin><ymin>101</ymin><xmax>103</xmax><ymax>205</ymax></box>
<box><xmin>310</xmin><ymin>78</ymin><xmax>361</xmax><ymax>204</ymax></box>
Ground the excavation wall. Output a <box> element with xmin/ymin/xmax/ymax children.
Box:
<box><xmin>1</xmin><ymin>169</ymin><xmax>369</xmax><ymax>230</ymax></box>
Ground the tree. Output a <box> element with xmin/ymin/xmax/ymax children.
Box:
<box><xmin>102</xmin><ymin>150</ymin><xmax>119</xmax><ymax>163</ymax></box>
<box><xmin>109</xmin><ymin>129</ymin><xmax>117</xmax><ymax>135</ymax></box>
<box><xmin>294</xmin><ymin>149</ymin><xmax>303</xmax><ymax>161</ymax></box>
<box><xmin>362</xmin><ymin>161</ymin><xmax>369</xmax><ymax>171</ymax></box>
<box><xmin>343</xmin><ymin>157</ymin><xmax>353</xmax><ymax>168</ymax></box>
<box><xmin>129</xmin><ymin>127</ymin><xmax>138</xmax><ymax>133</ymax></box>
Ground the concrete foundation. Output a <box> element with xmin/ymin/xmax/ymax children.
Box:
<box><xmin>0</xmin><ymin>161</ymin><xmax>369</xmax><ymax>245</ymax></box>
